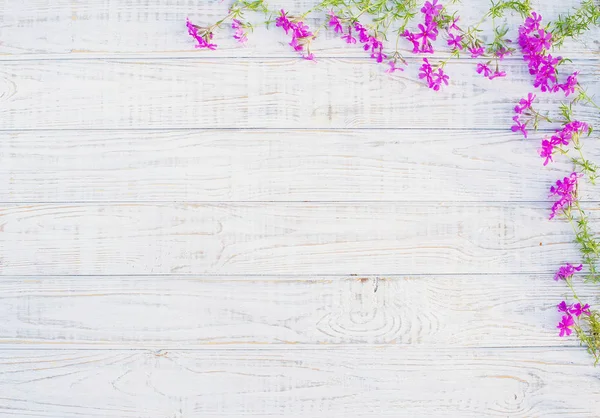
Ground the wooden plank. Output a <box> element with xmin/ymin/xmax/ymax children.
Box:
<box><xmin>0</xmin><ymin>59</ymin><xmax>597</xmax><ymax>130</ymax></box>
<box><xmin>0</xmin><ymin>0</ymin><xmax>598</xmax><ymax>58</ymax></box>
<box><xmin>0</xmin><ymin>347</ymin><xmax>598</xmax><ymax>417</ymax></box>
<box><xmin>0</xmin><ymin>275</ymin><xmax>594</xmax><ymax>348</ymax></box>
<box><xmin>2</xmin><ymin>129</ymin><xmax>599</xmax><ymax>203</ymax></box>
<box><xmin>0</xmin><ymin>203</ymin><xmax>587</xmax><ymax>275</ymax></box>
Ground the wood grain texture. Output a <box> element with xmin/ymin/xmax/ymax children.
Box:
<box><xmin>0</xmin><ymin>347</ymin><xmax>599</xmax><ymax>417</ymax></box>
<box><xmin>2</xmin><ymin>129</ymin><xmax>600</xmax><ymax>203</ymax></box>
<box><xmin>0</xmin><ymin>59</ymin><xmax>598</xmax><ymax>130</ymax></box>
<box><xmin>0</xmin><ymin>0</ymin><xmax>598</xmax><ymax>58</ymax></box>
<box><xmin>0</xmin><ymin>203</ymin><xmax>587</xmax><ymax>276</ymax></box>
<box><xmin>0</xmin><ymin>275</ymin><xmax>597</xmax><ymax>348</ymax></box>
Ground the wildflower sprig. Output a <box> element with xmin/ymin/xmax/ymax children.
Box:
<box><xmin>550</xmin><ymin>0</ymin><xmax>600</xmax><ymax>48</ymax></box>
<box><xmin>187</xmin><ymin>0</ymin><xmax>540</xmax><ymax>90</ymax></box>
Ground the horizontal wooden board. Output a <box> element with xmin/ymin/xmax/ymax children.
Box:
<box><xmin>0</xmin><ymin>275</ymin><xmax>596</xmax><ymax>348</ymax></box>
<box><xmin>0</xmin><ymin>203</ymin><xmax>587</xmax><ymax>275</ymax></box>
<box><xmin>0</xmin><ymin>347</ymin><xmax>599</xmax><ymax>417</ymax></box>
<box><xmin>2</xmin><ymin>129</ymin><xmax>599</xmax><ymax>203</ymax></box>
<box><xmin>0</xmin><ymin>0</ymin><xmax>598</xmax><ymax>59</ymax></box>
<box><xmin>0</xmin><ymin>59</ymin><xmax>598</xmax><ymax>130</ymax></box>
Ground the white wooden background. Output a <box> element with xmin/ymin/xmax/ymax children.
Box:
<box><xmin>1</xmin><ymin>0</ymin><xmax>600</xmax><ymax>416</ymax></box>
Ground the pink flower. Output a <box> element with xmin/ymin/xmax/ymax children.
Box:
<box><xmin>354</xmin><ymin>22</ymin><xmax>370</xmax><ymax>43</ymax></box>
<box><xmin>511</xmin><ymin>116</ymin><xmax>528</xmax><ymax>138</ymax></box>
<box><xmin>275</xmin><ymin>10</ymin><xmax>292</xmax><ymax>34</ymax></box>
<box><xmin>386</xmin><ymin>60</ymin><xmax>404</xmax><ymax>73</ymax></box>
<box><xmin>549</xmin><ymin>173</ymin><xmax>579</xmax><ymax>220</ymax></box>
<box><xmin>558</xmin><ymin>301</ymin><xmax>570</xmax><ymax>313</ymax></box>
<box><xmin>414</xmin><ymin>22</ymin><xmax>438</xmax><ymax>53</ymax></box>
<box><xmin>469</xmin><ymin>46</ymin><xmax>484</xmax><ymax>58</ymax></box>
<box><xmin>476</xmin><ymin>63</ymin><xmax>492</xmax><ymax>77</ymax></box>
<box><xmin>186</xmin><ymin>18</ymin><xmax>217</xmax><ymax>50</ymax></box>
<box><xmin>421</xmin><ymin>0</ymin><xmax>443</xmax><ymax>18</ymax></box>
<box><xmin>419</xmin><ymin>58</ymin><xmax>449</xmax><ymax>91</ymax></box>
<box><xmin>231</xmin><ymin>19</ymin><xmax>247</xmax><ymax>43</ymax></box>
<box><xmin>328</xmin><ymin>11</ymin><xmax>343</xmax><ymax>33</ymax></box>
<box><xmin>570</xmin><ymin>303</ymin><xmax>591</xmax><ymax>317</ymax></box>
<box><xmin>341</xmin><ymin>27</ymin><xmax>357</xmax><ymax>44</ymax></box>
<box><xmin>554</xmin><ymin>263</ymin><xmax>583</xmax><ymax>281</ymax></box>
<box><xmin>447</xmin><ymin>34</ymin><xmax>463</xmax><ymax>50</ymax></box>
<box><xmin>402</xmin><ymin>30</ymin><xmax>421</xmax><ymax>53</ymax></box>
<box><xmin>557</xmin><ymin>314</ymin><xmax>574</xmax><ymax>337</ymax></box>
<box><xmin>514</xmin><ymin>93</ymin><xmax>536</xmax><ymax>114</ymax></box>
<box><xmin>560</xmin><ymin>71</ymin><xmax>579</xmax><ymax>96</ymax></box>
<box><xmin>495</xmin><ymin>47</ymin><xmax>512</xmax><ymax>60</ymax></box>
<box><xmin>489</xmin><ymin>70</ymin><xmax>506</xmax><ymax>79</ymax></box>
<box><xmin>539</xmin><ymin>138</ymin><xmax>555</xmax><ymax>165</ymax></box>
<box><xmin>449</xmin><ymin>17</ymin><xmax>461</xmax><ymax>32</ymax></box>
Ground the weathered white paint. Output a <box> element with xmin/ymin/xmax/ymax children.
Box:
<box><xmin>2</xmin><ymin>129</ymin><xmax>599</xmax><ymax>203</ymax></box>
<box><xmin>0</xmin><ymin>0</ymin><xmax>599</xmax><ymax>416</ymax></box>
<box><xmin>0</xmin><ymin>347</ymin><xmax>599</xmax><ymax>417</ymax></box>
<box><xmin>0</xmin><ymin>275</ymin><xmax>597</xmax><ymax>348</ymax></box>
<box><xmin>0</xmin><ymin>203</ymin><xmax>587</xmax><ymax>275</ymax></box>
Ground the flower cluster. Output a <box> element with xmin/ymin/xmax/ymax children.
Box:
<box><xmin>554</xmin><ymin>263</ymin><xmax>583</xmax><ymax>281</ymax></box>
<box><xmin>517</xmin><ymin>12</ymin><xmax>579</xmax><ymax>94</ymax></box>
<box><xmin>539</xmin><ymin>121</ymin><xmax>589</xmax><ymax>166</ymax></box>
<box><xmin>557</xmin><ymin>300</ymin><xmax>591</xmax><ymax>337</ymax></box>
<box><xmin>402</xmin><ymin>0</ymin><xmax>442</xmax><ymax>54</ymax></box>
<box><xmin>327</xmin><ymin>13</ymin><xmax>393</xmax><ymax>69</ymax></box>
<box><xmin>231</xmin><ymin>19</ymin><xmax>247</xmax><ymax>43</ymax></box>
<box><xmin>476</xmin><ymin>62</ymin><xmax>506</xmax><ymax>80</ymax></box>
<box><xmin>419</xmin><ymin>58</ymin><xmax>449</xmax><ymax>91</ymax></box>
<box><xmin>276</xmin><ymin>10</ymin><xmax>315</xmax><ymax>60</ymax></box>
<box><xmin>549</xmin><ymin>172</ymin><xmax>579</xmax><ymax>220</ymax></box>
<box><xmin>186</xmin><ymin>18</ymin><xmax>217</xmax><ymax>50</ymax></box>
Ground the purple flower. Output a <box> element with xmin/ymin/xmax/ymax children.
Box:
<box><xmin>275</xmin><ymin>10</ymin><xmax>292</xmax><ymax>34</ymax></box>
<box><xmin>495</xmin><ymin>47</ymin><xmax>512</xmax><ymax>60</ymax></box>
<box><xmin>449</xmin><ymin>17</ymin><xmax>461</xmax><ymax>32</ymax></box>
<box><xmin>554</xmin><ymin>263</ymin><xmax>583</xmax><ymax>281</ymax></box>
<box><xmin>557</xmin><ymin>314</ymin><xmax>574</xmax><ymax>337</ymax></box>
<box><xmin>549</xmin><ymin>173</ymin><xmax>579</xmax><ymax>220</ymax></box>
<box><xmin>447</xmin><ymin>34</ymin><xmax>463</xmax><ymax>50</ymax></box>
<box><xmin>431</xmin><ymin>68</ymin><xmax>450</xmax><ymax>90</ymax></box>
<box><xmin>514</xmin><ymin>93</ymin><xmax>536</xmax><ymax>114</ymax></box>
<box><xmin>415</xmin><ymin>22</ymin><xmax>438</xmax><ymax>53</ymax></box>
<box><xmin>419</xmin><ymin>58</ymin><xmax>434</xmax><ymax>83</ymax></box>
<box><xmin>469</xmin><ymin>46</ymin><xmax>484</xmax><ymax>58</ymax></box>
<box><xmin>476</xmin><ymin>63</ymin><xmax>492</xmax><ymax>77</ymax></box>
<box><xmin>328</xmin><ymin>11</ymin><xmax>343</xmax><ymax>33</ymax></box>
<box><xmin>341</xmin><ymin>26</ymin><xmax>357</xmax><ymax>44</ymax></box>
<box><xmin>511</xmin><ymin>115</ymin><xmax>528</xmax><ymax>138</ymax></box>
<box><xmin>558</xmin><ymin>301</ymin><xmax>570</xmax><ymax>313</ymax></box>
<box><xmin>186</xmin><ymin>18</ymin><xmax>217</xmax><ymax>50</ymax></box>
<box><xmin>402</xmin><ymin>30</ymin><xmax>421</xmax><ymax>53</ymax></box>
<box><xmin>419</xmin><ymin>59</ymin><xmax>449</xmax><ymax>91</ymax></box>
<box><xmin>489</xmin><ymin>70</ymin><xmax>506</xmax><ymax>79</ymax></box>
<box><xmin>560</xmin><ymin>71</ymin><xmax>579</xmax><ymax>96</ymax></box>
<box><xmin>231</xmin><ymin>19</ymin><xmax>247</xmax><ymax>43</ymax></box>
<box><xmin>570</xmin><ymin>303</ymin><xmax>591</xmax><ymax>317</ymax></box>
<box><xmin>421</xmin><ymin>0</ymin><xmax>443</xmax><ymax>19</ymax></box>
<box><xmin>539</xmin><ymin>138</ymin><xmax>555</xmax><ymax>165</ymax></box>
<box><xmin>354</xmin><ymin>22</ymin><xmax>370</xmax><ymax>43</ymax></box>
<box><xmin>386</xmin><ymin>60</ymin><xmax>404</xmax><ymax>73</ymax></box>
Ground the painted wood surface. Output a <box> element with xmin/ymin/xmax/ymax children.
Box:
<box><xmin>1</xmin><ymin>0</ymin><xmax>599</xmax><ymax>415</ymax></box>
<box><xmin>2</xmin><ymin>129</ymin><xmax>600</xmax><ymax>203</ymax></box>
<box><xmin>0</xmin><ymin>203</ymin><xmax>587</xmax><ymax>275</ymax></box>
<box><xmin>0</xmin><ymin>275</ymin><xmax>598</xmax><ymax>348</ymax></box>
<box><xmin>0</xmin><ymin>347</ymin><xmax>599</xmax><ymax>417</ymax></box>
<box><xmin>0</xmin><ymin>59</ymin><xmax>598</xmax><ymax>130</ymax></box>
